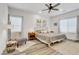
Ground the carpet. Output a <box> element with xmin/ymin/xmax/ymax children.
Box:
<box><xmin>16</xmin><ymin>41</ymin><xmax>37</xmax><ymax>52</ymax></box>
<box><xmin>3</xmin><ymin>40</ymin><xmax>62</xmax><ymax>55</ymax></box>
<box><xmin>16</xmin><ymin>43</ymin><xmax>62</xmax><ymax>55</ymax></box>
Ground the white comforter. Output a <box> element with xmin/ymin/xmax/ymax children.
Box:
<box><xmin>36</xmin><ymin>33</ymin><xmax>66</xmax><ymax>45</ymax></box>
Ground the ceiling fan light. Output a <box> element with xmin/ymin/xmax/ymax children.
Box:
<box><xmin>59</xmin><ymin>9</ymin><xmax>63</xmax><ymax>11</ymax></box>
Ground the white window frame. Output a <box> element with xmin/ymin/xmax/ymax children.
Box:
<box><xmin>9</xmin><ymin>15</ymin><xmax>23</xmax><ymax>32</ymax></box>
<box><xmin>59</xmin><ymin>17</ymin><xmax>77</xmax><ymax>33</ymax></box>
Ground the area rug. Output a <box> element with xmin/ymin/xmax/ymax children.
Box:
<box><xmin>16</xmin><ymin>41</ymin><xmax>37</xmax><ymax>52</ymax></box>
<box><xmin>2</xmin><ymin>40</ymin><xmax>62</xmax><ymax>55</ymax></box>
<box><xmin>16</xmin><ymin>43</ymin><xmax>62</xmax><ymax>55</ymax></box>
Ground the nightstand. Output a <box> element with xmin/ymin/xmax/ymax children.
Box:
<box><xmin>28</xmin><ymin>32</ymin><xmax>36</xmax><ymax>40</ymax></box>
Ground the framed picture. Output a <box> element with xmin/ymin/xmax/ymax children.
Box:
<box><xmin>54</xmin><ymin>23</ymin><xmax>57</xmax><ymax>26</ymax></box>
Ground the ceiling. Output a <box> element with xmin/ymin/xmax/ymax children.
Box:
<box><xmin>7</xmin><ymin>3</ymin><xmax>79</xmax><ymax>18</ymax></box>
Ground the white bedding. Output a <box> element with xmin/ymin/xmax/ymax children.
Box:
<box><xmin>36</xmin><ymin>33</ymin><xmax>66</xmax><ymax>46</ymax></box>
<box><xmin>37</xmin><ymin>33</ymin><xmax>65</xmax><ymax>37</ymax></box>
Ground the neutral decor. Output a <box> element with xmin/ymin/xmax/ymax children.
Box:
<box><xmin>36</xmin><ymin>33</ymin><xmax>66</xmax><ymax>47</ymax></box>
<box><xmin>5</xmin><ymin>43</ymin><xmax>62</xmax><ymax>55</ymax></box>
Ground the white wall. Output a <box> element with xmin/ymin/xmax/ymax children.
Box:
<box><xmin>0</xmin><ymin>4</ymin><xmax>8</xmax><ymax>54</ymax></box>
<box><xmin>8</xmin><ymin>8</ymin><xmax>47</xmax><ymax>39</ymax></box>
<box><xmin>50</xmin><ymin>9</ymin><xmax>79</xmax><ymax>39</ymax></box>
<box><xmin>50</xmin><ymin>9</ymin><xmax>79</xmax><ymax>33</ymax></box>
<box><xmin>49</xmin><ymin>17</ymin><xmax>59</xmax><ymax>33</ymax></box>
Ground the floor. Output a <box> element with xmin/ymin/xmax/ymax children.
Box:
<box><xmin>16</xmin><ymin>40</ymin><xmax>40</xmax><ymax>52</ymax></box>
<box><xmin>2</xmin><ymin>39</ymin><xmax>79</xmax><ymax>55</ymax></box>
<box><xmin>2</xmin><ymin>40</ymin><xmax>41</xmax><ymax>55</ymax></box>
<box><xmin>51</xmin><ymin>40</ymin><xmax>79</xmax><ymax>55</ymax></box>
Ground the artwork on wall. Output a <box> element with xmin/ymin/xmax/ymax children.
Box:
<box><xmin>37</xmin><ymin>19</ymin><xmax>41</xmax><ymax>23</ymax></box>
<box><xmin>54</xmin><ymin>23</ymin><xmax>57</xmax><ymax>26</ymax></box>
<box><xmin>35</xmin><ymin>19</ymin><xmax>47</xmax><ymax>31</ymax></box>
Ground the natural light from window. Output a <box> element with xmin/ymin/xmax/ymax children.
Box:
<box><xmin>59</xmin><ymin>17</ymin><xmax>77</xmax><ymax>33</ymax></box>
<box><xmin>10</xmin><ymin>16</ymin><xmax>22</xmax><ymax>32</ymax></box>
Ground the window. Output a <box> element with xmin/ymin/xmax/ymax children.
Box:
<box><xmin>10</xmin><ymin>16</ymin><xmax>22</xmax><ymax>32</ymax></box>
<box><xmin>59</xmin><ymin>17</ymin><xmax>77</xmax><ymax>33</ymax></box>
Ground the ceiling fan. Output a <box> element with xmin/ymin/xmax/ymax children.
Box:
<box><xmin>42</xmin><ymin>3</ymin><xmax>60</xmax><ymax>13</ymax></box>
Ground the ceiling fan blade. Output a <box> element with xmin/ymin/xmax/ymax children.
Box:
<box><xmin>52</xmin><ymin>8</ymin><xmax>59</xmax><ymax>11</ymax></box>
<box><xmin>42</xmin><ymin>9</ymin><xmax>48</xmax><ymax>11</ymax></box>
<box><xmin>52</xmin><ymin>3</ymin><xmax>60</xmax><ymax>8</ymax></box>
<box><xmin>45</xmin><ymin>4</ymin><xmax>49</xmax><ymax>7</ymax></box>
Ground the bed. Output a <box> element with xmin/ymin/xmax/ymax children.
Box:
<box><xmin>36</xmin><ymin>33</ymin><xmax>67</xmax><ymax>47</ymax></box>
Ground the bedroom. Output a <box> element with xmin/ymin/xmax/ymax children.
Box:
<box><xmin>0</xmin><ymin>3</ymin><xmax>79</xmax><ymax>55</ymax></box>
